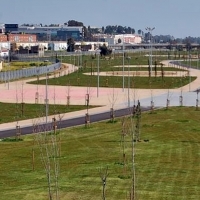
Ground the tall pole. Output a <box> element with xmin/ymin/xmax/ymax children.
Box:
<box><xmin>189</xmin><ymin>50</ymin><xmax>191</xmax><ymax>92</ymax></box>
<box><xmin>122</xmin><ymin>34</ymin><xmax>125</xmax><ymax>91</ymax></box>
<box><xmin>97</xmin><ymin>53</ymin><xmax>100</xmax><ymax>97</ymax></box>
<box><xmin>44</xmin><ymin>60</ymin><xmax>49</xmax><ymax>127</ymax></box>
<box><xmin>145</xmin><ymin>27</ymin><xmax>155</xmax><ymax>74</ymax></box>
<box><xmin>7</xmin><ymin>42</ymin><xmax>10</xmax><ymax>90</ymax></box>
<box><xmin>127</xmin><ymin>57</ymin><xmax>131</xmax><ymax>107</ymax></box>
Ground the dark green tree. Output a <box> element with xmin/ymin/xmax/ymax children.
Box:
<box><xmin>116</xmin><ymin>25</ymin><xmax>124</xmax><ymax>34</ymax></box>
<box><xmin>118</xmin><ymin>38</ymin><xmax>122</xmax><ymax>44</ymax></box>
<box><xmin>138</xmin><ymin>29</ymin><xmax>142</xmax><ymax>35</ymax></box>
<box><xmin>67</xmin><ymin>20</ymin><xmax>83</xmax><ymax>26</ymax></box>
<box><xmin>67</xmin><ymin>38</ymin><xmax>75</xmax><ymax>52</ymax></box>
<box><xmin>99</xmin><ymin>44</ymin><xmax>112</xmax><ymax>56</ymax></box>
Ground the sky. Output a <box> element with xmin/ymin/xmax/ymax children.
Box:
<box><xmin>1</xmin><ymin>0</ymin><xmax>200</xmax><ymax>39</ymax></box>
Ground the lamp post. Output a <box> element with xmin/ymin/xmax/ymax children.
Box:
<box><xmin>127</xmin><ymin>56</ymin><xmax>131</xmax><ymax>107</ymax></box>
<box><xmin>145</xmin><ymin>27</ymin><xmax>155</xmax><ymax>74</ymax></box>
<box><xmin>44</xmin><ymin>60</ymin><xmax>49</xmax><ymax>127</ymax></box>
<box><xmin>7</xmin><ymin>42</ymin><xmax>10</xmax><ymax>90</ymax></box>
<box><xmin>189</xmin><ymin>51</ymin><xmax>191</xmax><ymax>91</ymax></box>
<box><xmin>122</xmin><ymin>33</ymin><xmax>125</xmax><ymax>91</ymax></box>
<box><xmin>97</xmin><ymin>53</ymin><xmax>100</xmax><ymax>97</ymax></box>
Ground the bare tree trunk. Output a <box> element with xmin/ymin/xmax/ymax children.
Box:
<box><xmin>99</xmin><ymin>167</ymin><xmax>109</xmax><ymax>200</ymax></box>
<box><xmin>154</xmin><ymin>60</ymin><xmax>157</xmax><ymax>78</ymax></box>
<box><xmin>148</xmin><ymin>59</ymin><xmax>151</xmax><ymax>78</ymax></box>
<box><xmin>130</xmin><ymin>106</ymin><xmax>136</xmax><ymax>200</ymax></box>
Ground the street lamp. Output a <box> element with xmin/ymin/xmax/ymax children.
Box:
<box><xmin>145</xmin><ymin>27</ymin><xmax>155</xmax><ymax>74</ymax></box>
<box><xmin>122</xmin><ymin>33</ymin><xmax>125</xmax><ymax>91</ymax></box>
<box><xmin>97</xmin><ymin>53</ymin><xmax>100</xmax><ymax>97</ymax></box>
<box><xmin>44</xmin><ymin>60</ymin><xmax>49</xmax><ymax>127</ymax></box>
<box><xmin>7</xmin><ymin>42</ymin><xmax>10</xmax><ymax>90</ymax></box>
<box><xmin>127</xmin><ymin>56</ymin><xmax>131</xmax><ymax>107</ymax></box>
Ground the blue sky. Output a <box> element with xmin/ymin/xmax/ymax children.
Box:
<box><xmin>1</xmin><ymin>0</ymin><xmax>200</xmax><ymax>38</ymax></box>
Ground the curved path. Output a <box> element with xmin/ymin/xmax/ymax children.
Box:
<box><xmin>0</xmin><ymin>61</ymin><xmax>200</xmax><ymax>137</ymax></box>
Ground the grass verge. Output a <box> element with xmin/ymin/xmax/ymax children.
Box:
<box><xmin>0</xmin><ymin>106</ymin><xmax>199</xmax><ymax>199</ymax></box>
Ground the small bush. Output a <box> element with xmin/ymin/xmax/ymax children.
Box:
<box><xmin>1</xmin><ymin>138</ymin><xmax>23</xmax><ymax>142</ymax></box>
<box><xmin>29</xmin><ymin>63</ymin><xmax>36</xmax><ymax>66</ymax></box>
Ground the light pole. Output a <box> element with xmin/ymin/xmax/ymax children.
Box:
<box><xmin>122</xmin><ymin>33</ymin><xmax>125</xmax><ymax>91</ymax></box>
<box><xmin>127</xmin><ymin>56</ymin><xmax>131</xmax><ymax>107</ymax></box>
<box><xmin>189</xmin><ymin>51</ymin><xmax>191</xmax><ymax>91</ymax></box>
<box><xmin>7</xmin><ymin>42</ymin><xmax>10</xmax><ymax>90</ymax></box>
<box><xmin>44</xmin><ymin>60</ymin><xmax>49</xmax><ymax>127</ymax></box>
<box><xmin>145</xmin><ymin>27</ymin><xmax>155</xmax><ymax>74</ymax></box>
<box><xmin>97</xmin><ymin>53</ymin><xmax>100</xmax><ymax>97</ymax></box>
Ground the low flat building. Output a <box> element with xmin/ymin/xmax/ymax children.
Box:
<box><xmin>0</xmin><ymin>34</ymin><xmax>7</xmax><ymax>42</ymax></box>
<box><xmin>8</xmin><ymin>34</ymin><xmax>37</xmax><ymax>43</ymax></box>
<box><xmin>75</xmin><ymin>41</ymin><xmax>108</xmax><ymax>51</ymax></box>
<box><xmin>48</xmin><ymin>41</ymin><xmax>67</xmax><ymax>51</ymax></box>
<box><xmin>105</xmin><ymin>34</ymin><xmax>142</xmax><ymax>45</ymax></box>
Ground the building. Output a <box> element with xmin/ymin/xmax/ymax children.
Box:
<box><xmin>11</xmin><ymin>42</ymin><xmax>48</xmax><ymax>52</ymax></box>
<box><xmin>5</xmin><ymin>24</ymin><xmax>18</xmax><ymax>33</ymax></box>
<box><xmin>31</xmin><ymin>44</ymin><xmax>45</xmax><ymax>56</ymax></box>
<box><xmin>14</xmin><ymin>24</ymin><xmax>83</xmax><ymax>41</ymax></box>
<box><xmin>75</xmin><ymin>41</ymin><xmax>108</xmax><ymax>51</ymax></box>
<box><xmin>48</xmin><ymin>41</ymin><xmax>68</xmax><ymax>51</ymax></box>
<box><xmin>0</xmin><ymin>34</ymin><xmax>7</xmax><ymax>42</ymax></box>
<box><xmin>104</xmin><ymin>34</ymin><xmax>142</xmax><ymax>45</ymax></box>
<box><xmin>57</xmin><ymin>27</ymin><xmax>83</xmax><ymax>41</ymax></box>
<box><xmin>0</xmin><ymin>41</ymin><xmax>10</xmax><ymax>51</ymax></box>
<box><xmin>8</xmin><ymin>34</ymin><xmax>37</xmax><ymax>43</ymax></box>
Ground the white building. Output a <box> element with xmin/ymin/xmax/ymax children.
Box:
<box><xmin>105</xmin><ymin>34</ymin><xmax>142</xmax><ymax>45</ymax></box>
<box><xmin>0</xmin><ymin>42</ymin><xmax>10</xmax><ymax>58</ymax></box>
<box><xmin>0</xmin><ymin>50</ymin><xmax>8</xmax><ymax>57</ymax></box>
<box><xmin>14</xmin><ymin>42</ymin><xmax>48</xmax><ymax>50</ymax></box>
<box><xmin>75</xmin><ymin>41</ymin><xmax>108</xmax><ymax>51</ymax></box>
<box><xmin>48</xmin><ymin>42</ymin><xmax>68</xmax><ymax>51</ymax></box>
<box><xmin>0</xmin><ymin>42</ymin><xmax>10</xmax><ymax>50</ymax></box>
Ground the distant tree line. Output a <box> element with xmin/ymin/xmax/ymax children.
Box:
<box><xmin>21</xmin><ymin>20</ymin><xmax>200</xmax><ymax>46</ymax></box>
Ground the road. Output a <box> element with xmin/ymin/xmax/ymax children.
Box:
<box><xmin>0</xmin><ymin>106</ymin><xmax>152</xmax><ymax>139</ymax></box>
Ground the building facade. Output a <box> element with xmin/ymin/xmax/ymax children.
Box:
<box><xmin>16</xmin><ymin>25</ymin><xmax>83</xmax><ymax>41</ymax></box>
<box><xmin>104</xmin><ymin>34</ymin><xmax>142</xmax><ymax>45</ymax></box>
<box><xmin>0</xmin><ymin>35</ymin><xmax>7</xmax><ymax>42</ymax></box>
<box><xmin>0</xmin><ymin>33</ymin><xmax>37</xmax><ymax>43</ymax></box>
<box><xmin>8</xmin><ymin>34</ymin><xmax>37</xmax><ymax>42</ymax></box>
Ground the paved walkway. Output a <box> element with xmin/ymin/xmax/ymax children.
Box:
<box><xmin>0</xmin><ymin>61</ymin><xmax>200</xmax><ymax>131</ymax></box>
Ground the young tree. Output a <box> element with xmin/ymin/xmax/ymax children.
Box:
<box><xmin>154</xmin><ymin>60</ymin><xmax>157</xmax><ymax>77</ymax></box>
<box><xmin>135</xmin><ymin>101</ymin><xmax>141</xmax><ymax>142</ymax></box>
<box><xmin>99</xmin><ymin>167</ymin><xmax>109</xmax><ymax>200</ymax></box>
<box><xmin>161</xmin><ymin>63</ymin><xmax>164</xmax><ymax>81</ymax></box>
<box><xmin>148</xmin><ymin>59</ymin><xmax>151</xmax><ymax>78</ymax></box>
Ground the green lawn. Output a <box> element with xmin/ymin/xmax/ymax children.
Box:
<box><xmin>0</xmin><ymin>107</ymin><xmax>199</xmax><ymax>199</ymax></box>
<box><xmin>1</xmin><ymin>53</ymin><xmax>195</xmax><ymax>89</ymax></box>
<box><xmin>181</xmin><ymin>60</ymin><xmax>200</xmax><ymax>69</ymax></box>
<box><xmin>31</xmin><ymin>73</ymin><xmax>195</xmax><ymax>89</ymax></box>
<box><xmin>0</xmin><ymin>102</ymin><xmax>98</xmax><ymax>124</ymax></box>
<box><xmin>28</xmin><ymin>53</ymin><xmax>194</xmax><ymax>89</ymax></box>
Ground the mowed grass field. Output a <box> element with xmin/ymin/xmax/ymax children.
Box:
<box><xmin>0</xmin><ymin>102</ymin><xmax>98</xmax><ymax>124</ymax></box>
<box><xmin>29</xmin><ymin>52</ymin><xmax>195</xmax><ymax>89</ymax></box>
<box><xmin>0</xmin><ymin>106</ymin><xmax>199</xmax><ymax>199</ymax></box>
<box><xmin>0</xmin><ymin>52</ymin><xmax>196</xmax><ymax>89</ymax></box>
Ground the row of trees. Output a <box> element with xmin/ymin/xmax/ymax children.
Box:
<box><xmin>64</xmin><ymin>20</ymin><xmax>199</xmax><ymax>45</ymax></box>
<box><xmin>22</xmin><ymin>20</ymin><xmax>200</xmax><ymax>44</ymax></box>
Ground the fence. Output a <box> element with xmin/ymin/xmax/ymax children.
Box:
<box><xmin>0</xmin><ymin>62</ymin><xmax>61</xmax><ymax>82</ymax></box>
